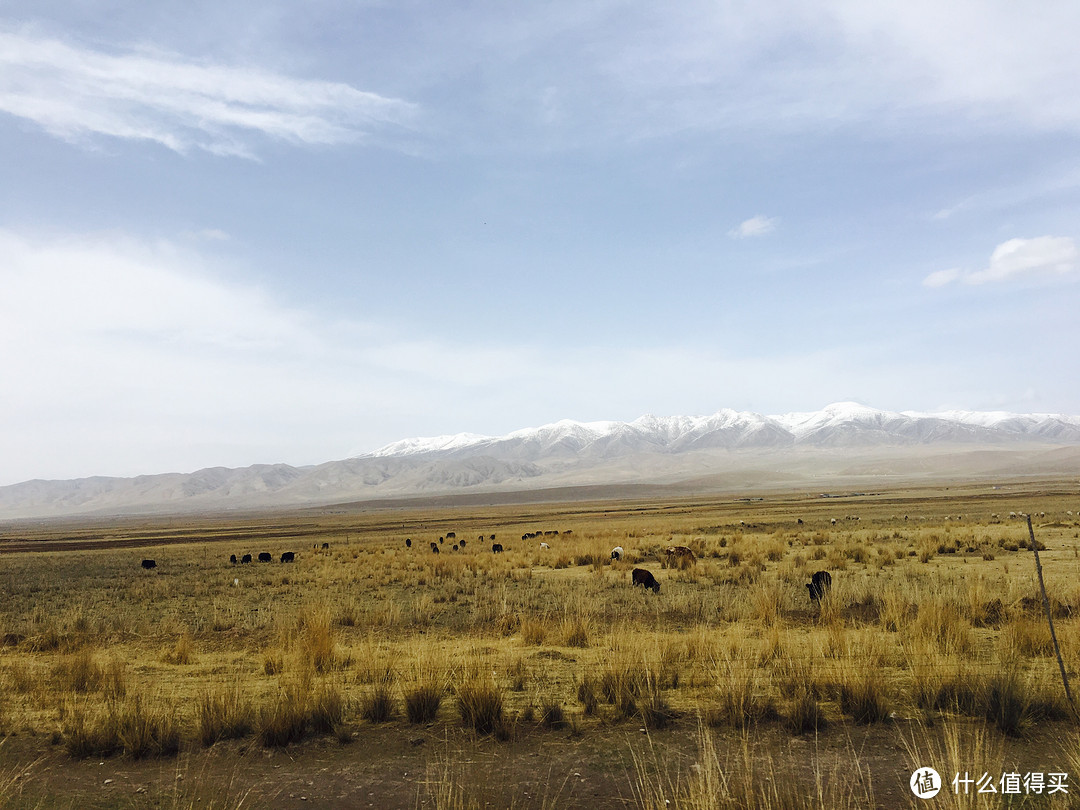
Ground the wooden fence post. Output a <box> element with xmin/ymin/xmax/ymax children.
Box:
<box><xmin>1027</xmin><ymin>514</ymin><xmax>1076</xmax><ymax>718</ymax></box>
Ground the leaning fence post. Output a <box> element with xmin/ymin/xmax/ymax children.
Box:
<box><xmin>1027</xmin><ymin>514</ymin><xmax>1076</xmax><ymax>718</ymax></box>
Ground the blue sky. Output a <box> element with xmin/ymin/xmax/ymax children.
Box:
<box><xmin>2</xmin><ymin>1</ymin><xmax>1079</xmax><ymax>485</ymax></box>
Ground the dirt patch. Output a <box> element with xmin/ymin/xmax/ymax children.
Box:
<box><xmin>2</xmin><ymin>718</ymin><xmax>1077</xmax><ymax>809</ymax></box>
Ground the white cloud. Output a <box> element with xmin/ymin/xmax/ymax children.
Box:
<box><xmin>968</xmin><ymin>237</ymin><xmax>1078</xmax><ymax>284</ymax></box>
<box><xmin>527</xmin><ymin>0</ymin><xmax>1080</xmax><ymax>144</ymax></box>
<box><xmin>0</xmin><ymin>227</ymin><xmax>1071</xmax><ymax>485</ymax></box>
<box><xmin>728</xmin><ymin>215</ymin><xmax>777</xmax><ymax>239</ymax></box>
<box><xmin>923</xmin><ymin>236</ymin><xmax>1079</xmax><ymax>287</ymax></box>
<box><xmin>0</xmin><ymin>28</ymin><xmax>418</xmax><ymax>156</ymax></box>
<box><xmin>922</xmin><ymin>268</ymin><xmax>961</xmax><ymax>288</ymax></box>
<box><xmin>0</xmin><ymin>228</ymin><xmax>573</xmax><ymax>482</ymax></box>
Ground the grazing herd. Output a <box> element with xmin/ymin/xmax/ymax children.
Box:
<box><xmin>616</xmin><ymin>546</ymin><xmax>831</xmax><ymax>605</ymax></box>
<box><xmin>146</xmin><ymin>549</ymin><xmax>309</xmax><ymax>572</ymax></box>
<box><xmin>137</xmin><ymin>523</ymin><xmax>834</xmax><ymax>608</ymax></box>
<box><xmin>395</xmin><ymin>527</ymin><xmax>833</xmax><ymax>605</ymax></box>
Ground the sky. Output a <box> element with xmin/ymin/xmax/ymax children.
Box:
<box><xmin>2</xmin><ymin>1</ymin><xmax>1079</xmax><ymax>486</ymax></box>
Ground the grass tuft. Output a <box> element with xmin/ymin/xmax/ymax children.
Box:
<box><xmin>457</xmin><ymin>679</ymin><xmax>505</xmax><ymax>735</ymax></box>
<box><xmin>360</xmin><ymin>682</ymin><xmax>394</xmax><ymax>724</ymax></box>
<box><xmin>197</xmin><ymin>683</ymin><xmax>255</xmax><ymax>746</ymax></box>
<box><xmin>257</xmin><ymin>682</ymin><xmax>309</xmax><ymax>747</ymax></box>
<box><xmin>404</xmin><ymin>682</ymin><xmax>443</xmax><ymax>724</ymax></box>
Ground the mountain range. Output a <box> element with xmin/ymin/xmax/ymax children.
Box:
<box><xmin>3</xmin><ymin>402</ymin><xmax>1079</xmax><ymax>519</ymax></box>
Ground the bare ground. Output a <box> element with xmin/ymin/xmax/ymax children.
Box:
<box><xmin>2</xmin><ymin>717</ymin><xmax>1078</xmax><ymax>809</ymax></box>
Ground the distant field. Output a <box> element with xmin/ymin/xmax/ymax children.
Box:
<box><xmin>2</xmin><ymin>479</ymin><xmax>1080</xmax><ymax>809</ymax></box>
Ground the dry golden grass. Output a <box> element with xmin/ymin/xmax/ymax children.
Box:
<box><xmin>1</xmin><ymin>482</ymin><xmax>1079</xmax><ymax>805</ymax></box>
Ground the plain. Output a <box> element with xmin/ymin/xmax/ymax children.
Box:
<box><xmin>2</xmin><ymin>478</ymin><xmax>1080</xmax><ymax>809</ymax></box>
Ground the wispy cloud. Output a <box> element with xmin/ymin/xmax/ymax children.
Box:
<box><xmin>0</xmin><ymin>28</ymin><xmax>418</xmax><ymax>156</ymax></box>
<box><xmin>728</xmin><ymin>215</ymin><xmax>777</xmax><ymax>239</ymax></box>
<box><xmin>923</xmin><ymin>236</ymin><xmax>1079</xmax><ymax>287</ymax></box>
<box><xmin>537</xmin><ymin>1</ymin><xmax>1080</xmax><ymax>144</ymax></box>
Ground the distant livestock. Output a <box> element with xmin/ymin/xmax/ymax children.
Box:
<box><xmin>406</xmin><ymin>538</ymin><xmax>412</xmax><ymax>548</ymax></box>
<box><xmin>280</xmin><ymin>551</ymin><xmax>295</xmax><ymax>563</ymax></box>
<box><xmin>665</xmin><ymin>546</ymin><xmax>696</xmax><ymax>567</ymax></box>
<box><xmin>459</xmin><ymin>539</ymin><xmax>466</xmax><ymax>549</ymax></box>
<box><xmin>492</xmin><ymin>543</ymin><xmax>504</xmax><ymax>553</ymax></box>
<box><xmin>141</xmin><ymin>559</ymin><xmax>156</xmax><ymax>570</ymax></box>
<box><xmin>540</xmin><ymin>542</ymin><xmax>550</xmax><ymax>550</ymax></box>
<box><xmin>430</xmin><ymin>542</ymin><xmax>440</xmax><ymax>554</ymax></box>
<box><xmin>241</xmin><ymin>554</ymin><xmax>252</xmax><ymax>564</ymax></box>
<box><xmin>258</xmin><ymin>552</ymin><xmax>272</xmax><ymax>563</ymax></box>
<box><xmin>230</xmin><ymin>554</ymin><xmax>237</xmax><ymax>564</ymax></box>
<box><xmin>632</xmin><ymin>568</ymin><xmax>660</xmax><ymax>593</ymax></box>
<box><xmin>611</xmin><ymin>546</ymin><xmax>624</xmax><ymax>561</ymax></box>
<box><xmin>321</xmin><ymin>542</ymin><xmax>329</xmax><ymax>550</ymax></box>
<box><xmin>447</xmin><ymin>532</ymin><xmax>456</xmax><ymax>539</ymax></box>
<box><xmin>807</xmin><ymin>570</ymin><xmax>832</xmax><ymax>604</ymax></box>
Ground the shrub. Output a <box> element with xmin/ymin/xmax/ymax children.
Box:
<box><xmin>983</xmin><ymin>668</ymin><xmax>1035</xmax><ymax>737</ymax></box>
<box><xmin>52</xmin><ymin>649</ymin><xmax>103</xmax><ymax>693</ymax></box>
<box><xmin>257</xmin><ymin>683</ymin><xmax>309</xmax><ymax>747</ymax></box>
<box><xmin>999</xmin><ymin>618</ymin><xmax>1054</xmax><ymax>658</ymax></box>
<box><xmin>913</xmin><ymin>667</ymin><xmax>981</xmax><ymax>716</ymax></box>
<box><xmin>161</xmin><ymin>630</ymin><xmax>195</xmax><ymax>666</ymax></box>
<box><xmin>639</xmin><ymin>688</ymin><xmax>675</xmax><ymax>730</ymax></box>
<box><xmin>576</xmin><ymin>677</ymin><xmax>599</xmax><ymax>716</ymax></box>
<box><xmin>520</xmin><ymin>618</ymin><xmax>547</xmax><ymax>646</ymax></box>
<box><xmin>836</xmin><ymin>672</ymin><xmax>891</xmax><ymax>724</ymax></box>
<box><xmin>360</xmin><ymin>682</ymin><xmax>394</xmax><ymax>725</ymax></box>
<box><xmin>119</xmin><ymin>696</ymin><xmax>180</xmax><ymax>759</ymax></box>
<box><xmin>599</xmin><ymin>661</ymin><xmax>643</xmax><ymax>720</ymax></box>
<box><xmin>539</xmin><ymin>700</ymin><xmax>565</xmax><ymax>729</ymax></box>
<box><xmin>708</xmin><ymin>669</ymin><xmax>778</xmax><ymax>730</ymax></box>
<box><xmin>560</xmin><ymin>615</ymin><xmax>590</xmax><ymax>648</ymax></box>
<box><xmin>457</xmin><ymin>680</ymin><xmax>505</xmax><ymax>735</ymax></box>
<box><xmin>312</xmin><ymin>683</ymin><xmax>347</xmax><ymax>732</ymax></box>
<box><xmin>197</xmin><ymin>685</ymin><xmax>254</xmax><ymax>746</ymax></box>
<box><xmin>783</xmin><ymin>687</ymin><xmax>825</xmax><ymax>735</ymax></box>
<box><xmin>297</xmin><ymin>609</ymin><xmax>335</xmax><ymax>674</ymax></box>
<box><xmin>102</xmin><ymin>658</ymin><xmax>126</xmax><ymax>699</ymax></box>
<box><xmin>64</xmin><ymin>695</ymin><xmax>180</xmax><ymax>759</ymax></box>
<box><xmin>62</xmin><ymin>701</ymin><xmax>121</xmax><ymax>758</ymax></box>
<box><xmin>404</xmin><ymin>682</ymin><xmax>443</xmax><ymax>724</ymax></box>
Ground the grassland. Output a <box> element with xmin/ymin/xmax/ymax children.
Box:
<box><xmin>1</xmin><ymin>478</ymin><xmax>1080</xmax><ymax>808</ymax></box>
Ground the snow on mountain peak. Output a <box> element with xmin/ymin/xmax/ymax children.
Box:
<box><xmin>361</xmin><ymin>432</ymin><xmax>494</xmax><ymax>458</ymax></box>
<box><xmin>357</xmin><ymin>403</ymin><xmax>1080</xmax><ymax>460</ymax></box>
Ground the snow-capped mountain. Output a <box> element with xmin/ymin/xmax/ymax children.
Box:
<box><xmin>2</xmin><ymin>403</ymin><xmax>1079</xmax><ymax>519</ymax></box>
<box><xmin>359</xmin><ymin>402</ymin><xmax>1080</xmax><ymax>460</ymax></box>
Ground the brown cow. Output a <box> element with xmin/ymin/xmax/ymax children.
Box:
<box><xmin>665</xmin><ymin>546</ymin><xmax>696</xmax><ymax>569</ymax></box>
